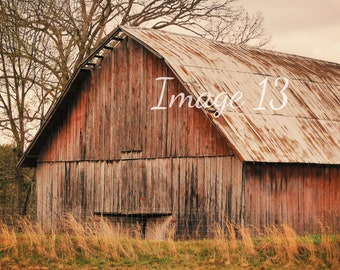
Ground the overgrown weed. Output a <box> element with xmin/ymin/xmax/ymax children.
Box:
<box><xmin>0</xmin><ymin>216</ymin><xmax>340</xmax><ymax>269</ymax></box>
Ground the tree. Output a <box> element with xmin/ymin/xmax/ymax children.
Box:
<box><xmin>0</xmin><ymin>145</ymin><xmax>17</xmax><ymax>213</ymax></box>
<box><xmin>0</xmin><ymin>144</ymin><xmax>35</xmax><ymax>219</ymax></box>
<box><xmin>0</xmin><ymin>0</ymin><xmax>269</xmax><ymax>215</ymax></box>
<box><xmin>0</xmin><ymin>4</ymin><xmax>56</xmax><ymax>151</ymax></box>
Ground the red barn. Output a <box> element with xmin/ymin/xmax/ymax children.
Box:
<box><xmin>19</xmin><ymin>26</ymin><xmax>340</xmax><ymax>238</ymax></box>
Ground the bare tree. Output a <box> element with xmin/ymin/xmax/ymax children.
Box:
<box><xmin>0</xmin><ymin>2</ymin><xmax>48</xmax><ymax>214</ymax></box>
<box><xmin>0</xmin><ymin>1</ymin><xmax>57</xmax><ymax>151</ymax></box>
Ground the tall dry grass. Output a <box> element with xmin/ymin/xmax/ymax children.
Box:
<box><xmin>0</xmin><ymin>216</ymin><xmax>340</xmax><ymax>269</ymax></box>
<box><xmin>210</xmin><ymin>221</ymin><xmax>340</xmax><ymax>268</ymax></box>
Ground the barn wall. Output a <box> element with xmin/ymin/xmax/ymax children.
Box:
<box><xmin>244</xmin><ymin>163</ymin><xmax>340</xmax><ymax>233</ymax></box>
<box><xmin>35</xmin><ymin>36</ymin><xmax>242</xmax><ymax>237</ymax></box>
<box><xmin>36</xmin><ymin>156</ymin><xmax>243</xmax><ymax>237</ymax></box>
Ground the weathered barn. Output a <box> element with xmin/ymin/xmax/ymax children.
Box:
<box><xmin>19</xmin><ymin>26</ymin><xmax>340</xmax><ymax>238</ymax></box>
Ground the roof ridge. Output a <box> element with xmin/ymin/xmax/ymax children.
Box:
<box><xmin>121</xmin><ymin>25</ymin><xmax>340</xmax><ymax>67</ymax></box>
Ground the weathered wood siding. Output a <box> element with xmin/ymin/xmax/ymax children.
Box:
<box><xmin>244</xmin><ymin>163</ymin><xmax>340</xmax><ymax>233</ymax></box>
<box><xmin>36</xmin><ymin>36</ymin><xmax>242</xmax><ymax>237</ymax></box>
<box><xmin>36</xmin><ymin>156</ymin><xmax>243</xmax><ymax>236</ymax></box>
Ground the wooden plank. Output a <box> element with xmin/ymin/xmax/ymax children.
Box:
<box><xmin>110</xmin><ymin>161</ymin><xmax>117</xmax><ymax>213</ymax></box>
<box><xmin>139</xmin><ymin>160</ymin><xmax>147</xmax><ymax>213</ymax></box>
<box><xmin>139</xmin><ymin>48</ymin><xmax>147</xmax><ymax>156</ymax></box>
<box><xmin>155</xmin><ymin>59</ymin><xmax>166</xmax><ymax>157</ymax></box>
<box><xmin>296</xmin><ymin>166</ymin><xmax>305</xmax><ymax>232</ymax></box>
<box><xmin>158</xmin><ymin>159</ymin><xmax>166</xmax><ymax>213</ymax></box>
<box><xmin>196</xmin><ymin>158</ymin><xmax>205</xmax><ymax>213</ymax></box>
<box><xmin>276</xmin><ymin>166</ymin><xmax>286</xmax><ymax>224</ymax></box>
<box><xmin>179</xmin><ymin>158</ymin><xmax>187</xmax><ymax>232</ymax></box>
<box><xmin>57</xmin><ymin>163</ymin><xmax>64</xmax><ymax>218</ymax></box>
<box><xmin>119</xmin><ymin>160</ymin><xmax>126</xmax><ymax>213</ymax></box>
<box><xmin>125</xmin><ymin>41</ymin><xmax>133</xmax><ymax>153</ymax></box>
<box><xmin>79</xmin><ymin>162</ymin><xmax>86</xmax><ymax>219</ymax></box>
<box><xmin>160</xmin><ymin>158</ymin><xmax>170</xmax><ymax>213</ymax></box>
<box><xmin>81</xmin><ymin>77</ymin><xmax>89</xmax><ymax>160</ymax></box>
<box><xmin>328</xmin><ymin>166</ymin><xmax>338</xmax><ymax>229</ymax></box>
<box><xmin>260</xmin><ymin>165</ymin><xmax>267</xmax><ymax>227</ymax></box>
<box><xmin>188</xmin><ymin>158</ymin><xmax>197</xmax><ymax>232</ymax></box>
<box><xmin>135</xmin><ymin>159</ymin><xmax>141</xmax><ymax>213</ymax></box>
<box><xmin>88</xmin><ymin>162</ymin><xmax>97</xmax><ymax>213</ymax></box>
<box><xmin>97</xmin><ymin>64</ymin><xmax>104</xmax><ymax>159</ymax></box>
<box><xmin>203</xmin><ymin>157</ymin><xmax>211</xmax><ymax>230</ymax></box>
<box><xmin>133</xmin><ymin>41</ymin><xmax>143</xmax><ymax>151</ymax></box>
<box><xmin>76</xmin><ymin>162</ymin><xmax>83</xmax><ymax>219</ymax></box>
<box><xmin>224</xmin><ymin>157</ymin><xmax>232</xmax><ymax>224</ymax></box>
<box><xmin>286</xmin><ymin>165</ymin><xmax>298</xmax><ymax>231</ymax></box>
<box><xmin>315</xmin><ymin>166</ymin><xmax>324</xmax><ymax>229</ymax></box>
<box><xmin>303</xmin><ymin>165</ymin><xmax>313</xmax><ymax>232</ymax></box>
<box><xmin>36</xmin><ymin>165</ymin><xmax>43</xmax><ymax>227</ymax></box>
<box><xmin>85</xmin><ymin>70</ymin><xmax>94</xmax><ymax>159</ymax></box>
<box><xmin>209</xmin><ymin>158</ymin><xmax>216</xmax><ymax>232</ymax></box>
<box><xmin>171</xmin><ymin>158</ymin><xmax>179</xmax><ymax>217</ymax></box>
<box><xmin>231</xmin><ymin>156</ymin><xmax>242</xmax><ymax>225</ymax></box>
<box><xmin>216</xmin><ymin>157</ymin><xmax>223</xmax><ymax>226</ymax></box>
<box><xmin>70</xmin><ymin>97</ymin><xmax>77</xmax><ymax>160</ymax></box>
<box><xmin>104</xmin><ymin>161</ymin><xmax>113</xmax><ymax>213</ymax></box>
<box><xmin>186</xmin><ymin>87</ymin><xmax>196</xmax><ymax>157</ymax></box>
<box><xmin>51</xmin><ymin>163</ymin><xmax>58</xmax><ymax>225</ymax></box>
<box><xmin>40</xmin><ymin>164</ymin><xmax>46</xmax><ymax>228</ymax></box>
<box><xmin>253</xmin><ymin>163</ymin><xmax>261</xmax><ymax>228</ymax></box>
<box><xmin>116</xmin><ymin>161</ymin><xmax>122</xmax><ymax>213</ymax></box>
<box><xmin>109</xmin><ymin>48</ymin><xmax>117</xmax><ymax>160</ymax></box>
<box><xmin>144</xmin><ymin>51</ymin><xmax>154</xmax><ymax>158</ymax></box>
<box><xmin>115</xmin><ymin>39</ymin><xmax>128</xmax><ymax>157</ymax></box>
<box><xmin>46</xmin><ymin>163</ymin><xmax>52</xmax><ymax>229</ymax></box>
<box><xmin>101</xmin><ymin>52</ymin><xmax>112</xmax><ymax>160</ymax></box>
<box><xmin>164</xmin><ymin>158</ymin><xmax>172</xmax><ymax>213</ymax></box>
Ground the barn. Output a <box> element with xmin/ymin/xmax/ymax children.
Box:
<box><xmin>19</xmin><ymin>26</ymin><xmax>340</xmax><ymax>238</ymax></box>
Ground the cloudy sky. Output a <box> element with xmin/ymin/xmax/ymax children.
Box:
<box><xmin>239</xmin><ymin>0</ymin><xmax>340</xmax><ymax>64</ymax></box>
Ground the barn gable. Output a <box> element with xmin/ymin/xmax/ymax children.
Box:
<box><xmin>34</xmin><ymin>37</ymin><xmax>232</xmax><ymax>163</ymax></box>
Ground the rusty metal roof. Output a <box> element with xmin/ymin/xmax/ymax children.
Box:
<box><xmin>19</xmin><ymin>26</ymin><xmax>340</xmax><ymax>166</ymax></box>
<box><xmin>122</xmin><ymin>26</ymin><xmax>340</xmax><ymax>164</ymax></box>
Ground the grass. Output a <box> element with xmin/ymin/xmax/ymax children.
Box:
<box><xmin>1</xmin><ymin>216</ymin><xmax>340</xmax><ymax>269</ymax></box>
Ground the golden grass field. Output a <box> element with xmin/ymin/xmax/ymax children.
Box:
<box><xmin>1</xmin><ymin>215</ymin><xmax>340</xmax><ymax>269</ymax></box>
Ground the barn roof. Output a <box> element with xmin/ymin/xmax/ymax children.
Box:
<box><xmin>19</xmin><ymin>26</ymin><xmax>340</xmax><ymax>166</ymax></box>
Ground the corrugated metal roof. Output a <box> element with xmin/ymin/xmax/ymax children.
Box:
<box><xmin>122</xmin><ymin>26</ymin><xmax>340</xmax><ymax>164</ymax></box>
<box><xmin>18</xmin><ymin>26</ymin><xmax>340</xmax><ymax>166</ymax></box>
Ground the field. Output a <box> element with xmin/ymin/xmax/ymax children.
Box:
<box><xmin>1</xmin><ymin>216</ymin><xmax>340</xmax><ymax>269</ymax></box>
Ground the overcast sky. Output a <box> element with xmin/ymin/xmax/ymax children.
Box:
<box><xmin>239</xmin><ymin>0</ymin><xmax>340</xmax><ymax>64</ymax></box>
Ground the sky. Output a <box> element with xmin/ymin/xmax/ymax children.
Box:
<box><xmin>239</xmin><ymin>0</ymin><xmax>340</xmax><ymax>64</ymax></box>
